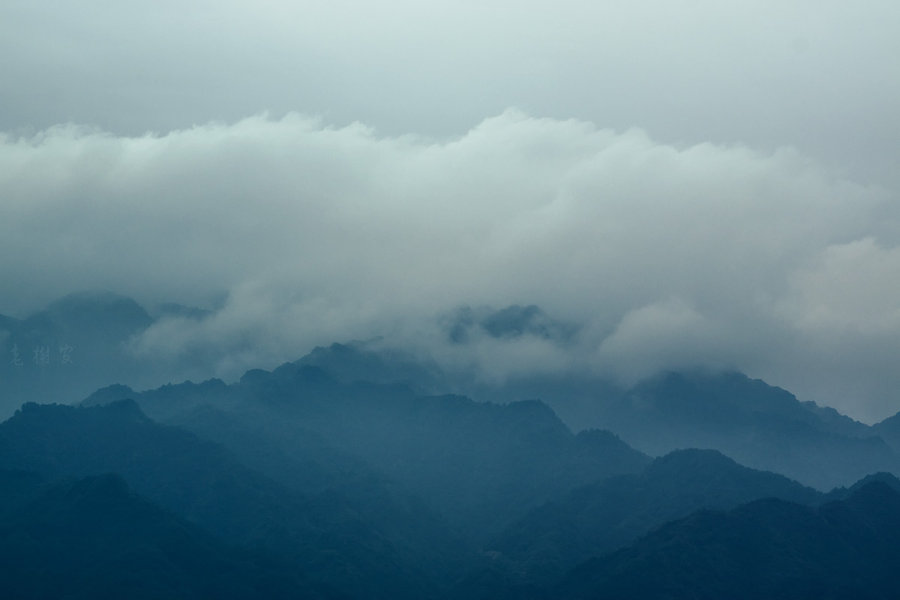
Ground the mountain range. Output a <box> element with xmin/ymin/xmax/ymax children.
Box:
<box><xmin>3</xmin><ymin>292</ymin><xmax>900</xmax><ymax>597</ymax></box>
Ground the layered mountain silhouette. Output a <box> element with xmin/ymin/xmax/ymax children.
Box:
<box><xmin>0</xmin><ymin>401</ymin><xmax>464</xmax><ymax>599</ymax></box>
<box><xmin>0</xmin><ymin>471</ymin><xmax>328</xmax><ymax>600</ymax></box>
<box><xmin>442</xmin><ymin>304</ymin><xmax>578</xmax><ymax>344</ymax></box>
<box><xmin>4</xmin><ymin>292</ymin><xmax>900</xmax><ymax>598</ymax></box>
<box><xmin>558</xmin><ymin>481</ymin><xmax>900</xmax><ymax>599</ymax></box>
<box><xmin>299</xmin><ymin>342</ymin><xmax>899</xmax><ymax>490</ymax></box>
<box><xmin>6</xmin><ymin>292</ymin><xmax>899</xmax><ymax>492</ymax></box>
<box><xmin>0</xmin><ymin>292</ymin><xmax>160</xmax><ymax>417</ymax></box>
<box><xmin>83</xmin><ymin>364</ymin><xmax>651</xmax><ymax>542</ymax></box>
<box><xmin>480</xmin><ymin>448</ymin><xmax>820</xmax><ymax>585</ymax></box>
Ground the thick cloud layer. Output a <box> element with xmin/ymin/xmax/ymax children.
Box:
<box><xmin>1</xmin><ymin>112</ymin><xmax>898</xmax><ymax>421</ymax></box>
<box><xmin>3</xmin><ymin>2</ymin><xmax>900</xmax><ymax>191</ymax></box>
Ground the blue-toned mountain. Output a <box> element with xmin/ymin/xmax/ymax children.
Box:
<box><xmin>559</xmin><ymin>481</ymin><xmax>900</xmax><ymax>599</ymax></box>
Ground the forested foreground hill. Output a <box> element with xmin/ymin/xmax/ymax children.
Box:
<box><xmin>81</xmin><ymin>364</ymin><xmax>652</xmax><ymax>542</ymax></box>
<box><xmin>0</xmin><ymin>401</ymin><xmax>464</xmax><ymax>600</ymax></box>
<box><xmin>474</xmin><ymin>449</ymin><xmax>822</xmax><ymax>586</ymax></box>
<box><xmin>298</xmin><ymin>342</ymin><xmax>900</xmax><ymax>490</ymax></box>
<box><xmin>1</xmin><ymin>325</ymin><xmax>900</xmax><ymax>597</ymax></box>
<box><xmin>557</xmin><ymin>481</ymin><xmax>900</xmax><ymax>600</ymax></box>
<box><xmin>0</xmin><ymin>471</ymin><xmax>331</xmax><ymax>600</ymax></box>
<box><xmin>4</xmin><ymin>293</ymin><xmax>900</xmax><ymax>491</ymax></box>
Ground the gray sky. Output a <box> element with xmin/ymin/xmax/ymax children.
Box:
<box><xmin>2</xmin><ymin>1</ymin><xmax>900</xmax><ymax>421</ymax></box>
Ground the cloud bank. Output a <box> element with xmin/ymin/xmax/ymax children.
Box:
<box><xmin>1</xmin><ymin>111</ymin><xmax>898</xmax><ymax>421</ymax></box>
<box><xmin>3</xmin><ymin>2</ymin><xmax>899</xmax><ymax>191</ymax></box>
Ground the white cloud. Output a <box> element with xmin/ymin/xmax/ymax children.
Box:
<box><xmin>3</xmin><ymin>2</ymin><xmax>900</xmax><ymax>189</ymax></box>
<box><xmin>592</xmin><ymin>298</ymin><xmax>727</xmax><ymax>383</ymax></box>
<box><xmin>3</xmin><ymin>111</ymin><xmax>897</xmax><ymax>419</ymax></box>
<box><xmin>780</xmin><ymin>238</ymin><xmax>900</xmax><ymax>334</ymax></box>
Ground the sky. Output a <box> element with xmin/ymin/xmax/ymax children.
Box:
<box><xmin>1</xmin><ymin>1</ymin><xmax>899</xmax><ymax>422</ymax></box>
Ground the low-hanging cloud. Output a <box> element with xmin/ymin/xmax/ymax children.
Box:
<box><xmin>1</xmin><ymin>111</ymin><xmax>898</xmax><ymax>421</ymax></box>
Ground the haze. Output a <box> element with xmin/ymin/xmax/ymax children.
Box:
<box><xmin>2</xmin><ymin>1</ymin><xmax>899</xmax><ymax>422</ymax></box>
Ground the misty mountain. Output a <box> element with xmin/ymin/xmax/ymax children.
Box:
<box><xmin>297</xmin><ymin>339</ymin><xmax>626</xmax><ymax>429</ymax></box>
<box><xmin>0</xmin><ymin>472</ymin><xmax>328</xmax><ymax>600</ymax></box>
<box><xmin>0</xmin><ymin>400</ymin><xmax>290</xmax><ymax>540</ymax></box>
<box><xmin>297</xmin><ymin>341</ymin><xmax>899</xmax><ymax>490</ymax></box>
<box><xmin>295</xmin><ymin>302</ymin><xmax>583</xmax><ymax>398</ymax></box>
<box><xmin>0</xmin><ymin>292</ymin><xmax>157</xmax><ymax>417</ymax></box>
<box><xmin>7</xmin><ymin>336</ymin><xmax>900</xmax><ymax>598</ymax></box>
<box><xmin>873</xmin><ymin>411</ymin><xmax>900</xmax><ymax>455</ymax></box>
<box><xmin>18</xmin><ymin>290</ymin><xmax>153</xmax><ymax>343</ymax></box>
<box><xmin>819</xmin><ymin>471</ymin><xmax>900</xmax><ymax>503</ymax></box>
<box><xmin>58</xmin><ymin>297</ymin><xmax>899</xmax><ymax>492</ymax></box>
<box><xmin>558</xmin><ymin>481</ymin><xmax>900</xmax><ymax>599</ymax></box>
<box><xmin>85</xmin><ymin>363</ymin><xmax>651</xmax><ymax>542</ymax></box>
<box><xmin>8</xmin><ymin>3</ymin><xmax>900</xmax><ymax>593</ymax></box>
<box><xmin>443</xmin><ymin>304</ymin><xmax>578</xmax><ymax>344</ymax></box>
<box><xmin>597</xmin><ymin>371</ymin><xmax>898</xmax><ymax>489</ymax></box>
<box><xmin>156</xmin><ymin>302</ymin><xmax>214</xmax><ymax>320</ymax></box>
<box><xmin>481</xmin><ymin>448</ymin><xmax>820</xmax><ymax>585</ymax></box>
<box><xmin>0</xmin><ymin>401</ymin><xmax>466</xmax><ymax>599</ymax></box>
<box><xmin>7</xmin><ymin>292</ymin><xmax>900</xmax><ymax>596</ymax></box>
<box><xmin>9</xmin><ymin>290</ymin><xmax>893</xmax><ymax>494</ymax></box>
<box><xmin>297</xmin><ymin>342</ymin><xmax>450</xmax><ymax>396</ymax></box>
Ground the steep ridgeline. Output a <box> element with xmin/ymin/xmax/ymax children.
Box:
<box><xmin>596</xmin><ymin>371</ymin><xmax>898</xmax><ymax>490</ymax></box>
<box><xmin>294</xmin><ymin>304</ymin><xmax>578</xmax><ymax>394</ymax></box>
<box><xmin>0</xmin><ymin>471</ymin><xmax>327</xmax><ymax>600</ymax></box>
<box><xmin>297</xmin><ymin>340</ymin><xmax>624</xmax><ymax>429</ymax></box>
<box><xmin>7</xmin><ymin>292</ymin><xmax>894</xmax><ymax>493</ymax></box>
<box><xmin>0</xmin><ymin>292</ymin><xmax>225</xmax><ymax>420</ymax></box>
<box><xmin>474</xmin><ymin>449</ymin><xmax>820</xmax><ymax>589</ymax></box>
<box><xmin>557</xmin><ymin>481</ymin><xmax>900</xmax><ymax>600</ymax></box>
<box><xmin>9</xmin><ymin>357</ymin><xmax>900</xmax><ymax>598</ymax></box>
<box><xmin>0</xmin><ymin>292</ymin><xmax>155</xmax><ymax>417</ymax></box>
<box><xmin>873</xmin><ymin>411</ymin><xmax>900</xmax><ymax>456</ymax></box>
<box><xmin>0</xmin><ymin>401</ymin><xmax>466</xmax><ymax>600</ymax></box>
<box><xmin>84</xmin><ymin>364</ymin><xmax>651</xmax><ymax>543</ymax></box>
<box><xmin>296</xmin><ymin>342</ymin><xmax>900</xmax><ymax>490</ymax></box>
<box><xmin>818</xmin><ymin>471</ymin><xmax>900</xmax><ymax>503</ymax></box>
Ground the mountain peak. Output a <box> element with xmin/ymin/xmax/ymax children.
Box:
<box><xmin>647</xmin><ymin>447</ymin><xmax>739</xmax><ymax>474</ymax></box>
<box><xmin>444</xmin><ymin>304</ymin><xmax>577</xmax><ymax>344</ymax></box>
<box><xmin>81</xmin><ymin>383</ymin><xmax>137</xmax><ymax>407</ymax></box>
<box><xmin>42</xmin><ymin>291</ymin><xmax>152</xmax><ymax>324</ymax></box>
<box><xmin>10</xmin><ymin>397</ymin><xmax>149</xmax><ymax>428</ymax></box>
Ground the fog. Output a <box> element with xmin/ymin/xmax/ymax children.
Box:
<box><xmin>4</xmin><ymin>2</ymin><xmax>899</xmax><ymax>193</ymax></box>
<box><xmin>1</xmin><ymin>111</ymin><xmax>898</xmax><ymax>421</ymax></box>
<box><xmin>3</xmin><ymin>1</ymin><xmax>900</xmax><ymax>420</ymax></box>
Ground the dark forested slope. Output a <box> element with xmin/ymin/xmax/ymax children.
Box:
<box><xmin>484</xmin><ymin>448</ymin><xmax>821</xmax><ymax>584</ymax></box>
<box><xmin>0</xmin><ymin>472</ymin><xmax>328</xmax><ymax>600</ymax></box>
<box><xmin>560</xmin><ymin>481</ymin><xmax>900</xmax><ymax>600</ymax></box>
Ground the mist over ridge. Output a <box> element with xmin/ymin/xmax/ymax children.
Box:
<box><xmin>4</xmin><ymin>3</ymin><xmax>900</xmax><ymax>596</ymax></box>
<box><xmin>2</xmin><ymin>110</ymin><xmax>899</xmax><ymax>421</ymax></box>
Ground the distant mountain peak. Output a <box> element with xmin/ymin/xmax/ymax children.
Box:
<box><xmin>81</xmin><ymin>383</ymin><xmax>137</xmax><ymax>407</ymax></box>
<box><xmin>829</xmin><ymin>472</ymin><xmax>900</xmax><ymax>500</ymax></box>
<box><xmin>11</xmin><ymin>397</ymin><xmax>149</xmax><ymax>426</ymax></box>
<box><xmin>845</xmin><ymin>479</ymin><xmax>900</xmax><ymax>505</ymax></box>
<box><xmin>444</xmin><ymin>303</ymin><xmax>578</xmax><ymax>344</ymax></box>
<box><xmin>41</xmin><ymin>290</ymin><xmax>152</xmax><ymax>323</ymax></box>
<box><xmin>648</xmin><ymin>447</ymin><xmax>739</xmax><ymax>471</ymax></box>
